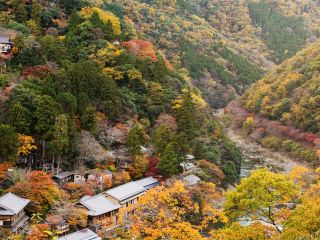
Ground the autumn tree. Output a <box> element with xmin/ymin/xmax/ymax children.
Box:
<box><xmin>129</xmin><ymin>181</ymin><xmax>226</xmax><ymax>239</ymax></box>
<box><xmin>17</xmin><ymin>134</ymin><xmax>37</xmax><ymax>168</ymax></box>
<box><xmin>211</xmin><ymin>222</ymin><xmax>275</xmax><ymax>240</ymax></box>
<box><xmin>224</xmin><ymin>168</ymin><xmax>299</xmax><ymax>233</ymax></box>
<box><xmin>129</xmin><ymin>155</ymin><xmax>148</xmax><ymax>179</ymax></box>
<box><xmin>113</xmin><ymin>170</ymin><xmax>131</xmax><ymax>186</ymax></box>
<box><xmin>8</xmin><ymin>171</ymin><xmax>62</xmax><ymax>215</ymax></box>
<box><xmin>63</xmin><ymin>182</ymin><xmax>95</xmax><ymax>201</ymax></box>
<box><xmin>27</xmin><ymin>224</ymin><xmax>50</xmax><ymax>240</ymax></box>
<box><xmin>68</xmin><ymin>208</ymin><xmax>88</xmax><ymax>230</ymax></box>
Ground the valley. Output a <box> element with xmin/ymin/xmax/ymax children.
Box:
<box><xmin>1</xmin><ymin>0</ymin><xmax>320</xmax><ymax>239</ymax></box>
<box><xmin>214</xmin><ymin>109</ymin><xmax>307</xmax><ymax>178</ymax></box>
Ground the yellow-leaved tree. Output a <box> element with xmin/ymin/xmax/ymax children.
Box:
<box><xmin>80</xmin><ymin>7</ymin><xmax>121</xmax><ymax>36</ymax></box>
<box><xmin>17</xmin><ymin>134</ymin><xmax>37</xmax><ymax>157</ymax></box>
<box><xmin>224</xmin><ymin>168</ymin><xmax>299</xmax><ymax>234</ymax></box>
<box><xmin>129</xmin><ymin>181</ymin><xmax>227</xmax><ymax>240</ymax></box>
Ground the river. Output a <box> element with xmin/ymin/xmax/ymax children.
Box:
<box><xmin>214</xmin><ymin>109</ymin><xmax>306</xmax><ymax>178</ymax></box>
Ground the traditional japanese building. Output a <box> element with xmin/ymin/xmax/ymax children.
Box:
<box><xmin>0</xmin><ymin>36</ymin><xmax>12</xmax><ymax>54</ymax></box>
<box><xmin>0</xmin><ymin>193</ymin><xmax>30</xmax><ymax>233</ymax></box>
<box><xmin>104</xmin><ymin>181</ymin><xmax>145</xmax><ymax>217</ymax></box>
<box><xmin>53</xmin><ymin>171</ymin><xmax>74</xmax><ymax>186</ymax></box>
<box><xmin>77</xmin><ymin>194</ymin><xmax>121</xmax><ymax>230</ymax></box>
<box><xmin>58</xmin><ymin>228</ymin><xmax>101</xmax><ymax>240</ymax></box>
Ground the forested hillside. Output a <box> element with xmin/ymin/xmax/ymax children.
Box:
<box><xmin>243</xmin><ymin>40</ymin><xmax>320</xmax><ymax>134</ymax></box>
<box><xmin>0</xmin><ymin>0</ymin><xmax>244</xmax><ymax>219</ymax></box>
<box><xmin>109</xmin><ymin>0</ymin><xmax>320</xmax><ymax>107</ymax></box>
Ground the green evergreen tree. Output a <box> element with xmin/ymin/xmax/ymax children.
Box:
<box><xmin>34</xmin><ymin>95</ymin><xmax>59</xmax><ymax>162</ymax></box>
<box><xmin>13</xmin><ymin>0</ymin><xmax>27</xmax><ymax>23</ymax></box>
<box><xmin>10</xmin><ymin>102</ymin><xmax>31</xmax><ymax>134</ymax></box>
<box><xmin>81</xmin><ymin>105</ymin><xmax>97</xmax><ymax>133</ymax></box>
<box><xmin>0</xmin><ymin>124</ymin><xmax>18</xmax><ymax>162</ymax></box>
<box><xmin>68</xmin><ymin>11</ymin><xmax>84</xmax><ymax>31</ymax></box>
<box><xmin>51</xmin><ymin>114</ymin><xmax>69</xmax><ymax>172</ymax></box>
<box><xmin>127</xmin><ymin>124</ymin><xmax>144</xmax><ymax>156</ymax></box>
<box><xmin>156</xmin><ymin>143</ymin><xmax>180</xmax><ymax>177</ymax></box>
<box><xmin>176</xmin><ymin>90</ymin><xmax>197</xmax><ymax>145</ymax></box>
<box><xmin>99</xmin><ymin>76</ymin><xmax>122</xmax><ymax>120</ymax></box>
<box><xmin>104</xmin><ymin>20</ymin><xmax>115</xmax><ymax>41</ymax></box>
<box><xmin>152</xmin><ymin>125</ymin><xmax>175</xmax><ymax>155</ymax></box>
<box><xmin>91</xmin><ymin>11</ymin><xmax>104</xmax><ymax>29</ymax></box>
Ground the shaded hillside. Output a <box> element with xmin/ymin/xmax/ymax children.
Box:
<box><xmin>243</xmin><ymin>40</ymin><xmax>320</xmax><ymax>134</ymax></box>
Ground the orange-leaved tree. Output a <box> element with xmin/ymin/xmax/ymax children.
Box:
<box><xmin>8</xmin><ymin>171</ymin><xmax>62</xmax><ymax>215</ymax></box>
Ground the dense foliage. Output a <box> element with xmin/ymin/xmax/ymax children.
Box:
<box><xmin>243</xmin><ymin>40</ymin><xmax>320</xmax><ymax>134</ymax></box>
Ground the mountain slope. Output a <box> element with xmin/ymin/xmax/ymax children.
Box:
<box><xmin>108</xmin><ymin>0</ymin><xmax>320</xmax><ymax>108</ymax></box>
<box><xmin>243</xmin><ymin>40</ymin><xmax>320</xmax><ymax>133</ymax></box>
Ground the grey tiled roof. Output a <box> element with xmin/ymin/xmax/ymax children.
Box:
<box><xmin>0</xmin><ymin>36</ymin><xmax>11</xmax><ymax>44</ymax></box>
<box><xmin>105</xmin><ymin>181</ymin><xmax>145</xmax><ymax>202</ymax></box>
<box><xmin>134</xmin><ymin>177</ymin><xmax>159</xmax><ymax>189</ymax></box>
<box><xmin>58</xmin><ymin>229</ymin><xmax>101</xmax><ymax>240</ymax></box>
<box><xmin>0</xmin><ymin>193</ymin><xmax>30</xmax><ymax>215</ymax></box>
<box><xmin>79</xmin><ymin>194</ymin><xmax>120</xmax><ymax>216</ymax></box>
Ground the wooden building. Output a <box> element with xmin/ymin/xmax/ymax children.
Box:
<box><xmin>53</xmin><ymin>171</ymin><xmax>74</xmax><ymax>186</ymax></box>
<box><xmin>0</xmin><ymin>193</ymin><xmax>30</xmax><ymax>233</ymax></box>
<box><xmin>104</xmin><ymin>181</ymin><xmax>145</xmax><ymax>217</ymax></box>
<box><xmin>77</xmin><ymin>194</ymin><xmax>120</xmax><ymax>230</ymax></box>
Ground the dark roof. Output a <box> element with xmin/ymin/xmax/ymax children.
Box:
<box><xmin>54</xmin><ymin>171</ymin><xmax>74</xmax><ymax>179</ymax></box>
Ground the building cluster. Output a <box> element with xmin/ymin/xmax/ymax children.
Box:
<box><xmin>0</xmin><ymin>175</ymin><xmax>159</xmax><ymax>239</ymax></box>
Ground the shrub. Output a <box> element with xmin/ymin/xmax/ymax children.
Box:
<box><xmin>260</xmin><ymin>135</ymin><xmax>283</xmax><ymax>150</ymax></box>
<box><xmin>243</xmin><ymin>116</ymin><xmax>254</xmax><ymax>135</ymax></box>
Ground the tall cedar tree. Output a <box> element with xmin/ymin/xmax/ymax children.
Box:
<box><xmin>157</xmin><ymin>143</ymin><xmax>180</xmax><ymax>177</ymax></box>
<box><xmin>34</xmin><ymin>95</ymin><xmax>59</xmax><ymax>162</ymax></box>
<box><xmin>0</xmin><ymin>124</ymin><xmax>18</xmax><ymax>162</ymax></box>
<box><xmin>10</xmin><ymin>102</ymin><xmax>31</xmax><ymax>134</ymax></box>
<box><xmin>51</xmin><ymin>114</ymin><xmax>69</xmax><ymax>172</ymax></box>
<box><xmin>81</xmin><ymin>106</ymin><xmax>97</xmax><ymax>133</ymax></box>
<box><xmin>91</xmin><ymin>11</ymin><xmax>104</xmax><ymax>29</ymax></box>
<box><xmin>175</xmin><ymin>90</ymin><xmax>197</xmax><ymax>150</ymax></box>
<box><xmin>99</xmin><ymin>76</ymin><xmax>122</xmax><ymax>120</ymax></box>
<box><xmin>13</xmin><ymin>0</ymin><xmax>27</xmax><ymax>23</ymax></box>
